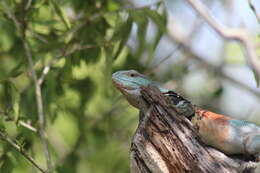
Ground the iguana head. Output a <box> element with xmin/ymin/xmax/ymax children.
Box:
<box><xmin>112</xmin><ymin>70</ymin><xmax>166</xmax><ymax>108</ymax></box>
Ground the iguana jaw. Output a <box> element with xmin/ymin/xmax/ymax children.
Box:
<box><xmin>112</xmin><ymin>79</ymin><xmax>141</xmax><ymax>108</ymax></box>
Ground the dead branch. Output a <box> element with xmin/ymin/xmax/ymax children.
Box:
<box><xmin>185</xmin><ymin>0</ymin><xmax>260</xmax><ymax>84</ymax></box>
<box><xmin>130</xmin><ymin>85</ymin><xmax>258</xmax><ymax>173</ymax></box>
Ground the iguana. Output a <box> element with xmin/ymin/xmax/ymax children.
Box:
<box><xmin>112</xmin><ymin>69</ymin><xmax>260</xmax><ymax>159</ymax></box>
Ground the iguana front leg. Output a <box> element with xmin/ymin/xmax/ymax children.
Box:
<box><xmin>163</xmin><ymin>91</ymin><xmax>195</xmax><ymax>118</ymax></box>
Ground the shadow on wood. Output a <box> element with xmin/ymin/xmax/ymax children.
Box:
<box><xmin>130</xmin><ymin>85</ymin><xmax>258</xmax><ymax>173</ymax></box>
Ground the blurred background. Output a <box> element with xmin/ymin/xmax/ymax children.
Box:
<box><xmin>0</xmin><ymin>0</ymin><xmax>259</xmax><ymax>172</ymax></box>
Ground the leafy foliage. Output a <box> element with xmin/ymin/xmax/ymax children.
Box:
<box><xmin>0</xmin><ymin>0</ymin><xmax>167</xmax><ymax>172</ymax></box>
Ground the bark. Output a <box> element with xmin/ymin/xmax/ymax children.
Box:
<box><xmin>130</xmin><ymin>85</ymin><xmax>259</xmax><ymax>173</ymax></box>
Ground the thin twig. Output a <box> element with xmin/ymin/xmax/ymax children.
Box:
<box><xmin>2</xmin><ymin>1</ymin><xmax>52</xmax><ymax>171</ymax></box>
<box><xmin>25</xmin><ymin>0</ymin><xmax>33</xmax><ymax>11</ymax></box>
<box><xmin>18</xmin><ymin>120</ymin><xmax>38</xmax><ymax>133</ymax></box>
<box><xmin>22</xmin><ymin>18</ymin><xmax>53</xmax><ymax>173</ymax></box>
<box><xmin>0</xmin><ymin>111</ymin><xmax>37</xmax><ymax>133</ymax></box>
<box><xmin>0</xmin><ymin>131</ymin><xmax>46</xmax><ymax>173</ymax></box>
<box><xmin>185</xmin><ymin>0</ymin><xmax>260</xmax><ymax>85</ymax></box>
<box><xmin>145</xmin><ymin>44</ymin><xmax>182</xmax><ymax>75</ymax></box>
<box><xmin>248</xmin><ymin>0</ymin><xmax>260</xmax><ymax>23</ymax></box>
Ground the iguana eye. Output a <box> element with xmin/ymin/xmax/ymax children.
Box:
<box><xmin>130</xmin><ymin>73</ymin><xmax>137</xmax><ymax>77</ymax></box>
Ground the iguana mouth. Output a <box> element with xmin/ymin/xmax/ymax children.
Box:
<box><xmin>112</xmin><ymin>78</ymin><xmax>134</xmax><ymax>91</ymax></box>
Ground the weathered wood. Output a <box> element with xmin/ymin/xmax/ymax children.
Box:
<box><xmin>130</xmin><ymin>85</ymin><xmax>258</xmax><ymax>173</ymax></box>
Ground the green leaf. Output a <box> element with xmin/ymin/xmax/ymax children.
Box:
<box><xmin>253</xmin><ymin>69</ymin><xmax>260</xmax><ymax>87</ymax></box>
<box><xmin>104</xmin><ymin>12</ymin><xmax>118</xmax><ymax>27</ymax></box>
<box><xmin>73</xmin><ymin>47</ymin><xmax>101</xmax><ymax>64</ymax></box>
<box><xmin>34</xmin><ymin>0</ymin><xmax>47</xmax><ymax>8</ymax></box>
<box><xmin>0</xmin><ymin>80</ymin><xmax>20</xmax><ymax>120</ymax></box>
<box><xmin>107</xmin><ymin>0</ymin><xmax>119</xmax><ymax>11</ymax></box>
<box><xmin>112</xmin><ymin>15</ymin><xmax>133</xmax><ymax>59</ymax></box>
<box><xmin>144</xmin><ymin>8</ymin><xmax>166</xmax><ymax>32</ymax></box>
<box><xmin>49</xmin><ymin>0</ymin><xmax>71</xmax><ymax>30</ymax></box>
<box><xmin>7</xmin><ymin>59</ymin><xmax>25</xmax><ymax>78</ymax></box>
<box><xmin>69</xmin><ymin>77</ymin><xmax>95</xmax><ymax>105</ymax></box>
<box><xmin>0</xmin><ymin>58</ymin><xmax>25</xmax><ymax>81</ymax></box>
<box><xmin>0</xmin><ymin>154</ymin><xmax>14</xmax><ymax>173</ymax></box>
<box><xmin>131</xmin><ymin>10</ymin><xmax>149</xmax><ymax>57</ymax></box>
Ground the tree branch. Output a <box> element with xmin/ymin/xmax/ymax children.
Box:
<box><xmin>167</xmin><ymin>17</ymin><xmax>260</xmax><ymax>101</ymax></box>
<box><xmin>185</xmin><ymin>0</ymin><xmax>260</xmax><ymax>85</ymax></box>
<box><xmin>0</xmin><ymin>131</ymin><xmax>46</xmax><ymax>173</ymax></box>
<box><xmin>2</xmin><ymin>1</ymin><xmax>52</xmax><ymax>171</ymax></box>
<box><xmin>248</xmin><ymin>0</ymin><xmax>260</xmax><ymax>23</ymax></box>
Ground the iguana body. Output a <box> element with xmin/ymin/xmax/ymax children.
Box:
<box><xmin>112</xmin><ymin>70</ymin><xmax>260</xmax><ymax>158</ymax></box>
<box><xmin>193</xmin><ymin>108</ymin><xmax>260</xmax><ymax>155</ymax></box>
